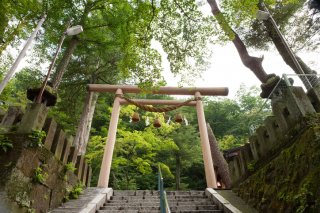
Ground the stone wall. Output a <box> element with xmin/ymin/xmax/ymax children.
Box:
<box><xmin>224</xmin><ymin>86</ymin><xmax>320</xmax><ymax>212</ymax></box>
<box><xmin>0</xmin><ymin>103</ymin><xmax>91</xmax><ymax>213</ymax></box>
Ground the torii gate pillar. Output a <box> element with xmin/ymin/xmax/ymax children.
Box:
<box><xmin>97</xmin><ymin>89</ymin><xmax>122</xmax><ymax>187</ymax></box>
<box><xmin>195</xmin><ymin>92</ymin><xmax>217</xmax><ymax>188</ymax></box>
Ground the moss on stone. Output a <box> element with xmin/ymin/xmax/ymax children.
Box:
<box><xmin>236</xmin><ymin>125</ymin><xmax>320</xmax><ymax>212</ymax></box>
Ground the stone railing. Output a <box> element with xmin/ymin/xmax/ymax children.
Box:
<box><xmin>0</xmin><ymin>103</ymin><xmax>91</xmax><ymax>212</ymax></box>
<box><xmin>225</xmin><ymin>86</ymin><xmax>320</xmax><ymax>186</ymax></box>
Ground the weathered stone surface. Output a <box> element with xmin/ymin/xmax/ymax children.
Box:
<box><xmin>18</xmin><ymin>103</ymin><xmax>48</xmax><ymax>133</ymax></box>
<box><xmin>30</xmin><ymin>184</ymin><xmax>51</xmax><ymax>212</ymax></box>
<box><xmin>51</xmin><ymin>128</ymin><xmax>66</xmax><ymax>160</ymax></box>
<box><xmin>16</xmin><ymin>149</ymin><xmax>41</xmax><ymax>177</ymax></box>
<box><xmin>62</xmin><ymin>137</ymin><xmax>72</xmax><ymax>164</ymax></box>
<box><xmin>68</xmin><ymin>146</ymin><xmax>78</xmax><ymax>165</ymax></box>
<box><xmin>264</xmin><ymin>116</ymin><xmax>281</xmax><ymax>145</ymax></box>
<box><xmin>82</xmin><ymin>163</ymin><xmax>88</xmax><ymax>185</ymax></box>
<box><xmin>0</xmin><ymin>106</ymin><xmax>23</xmax><ymax>126</ymax></box>
<box><xmin>86</xmin><ymin>166</ymin><xmax>92</xmax><ymax>187</ymax></box>
<box><xmin>0</xmin><ymin>132</ymin><xmax>82</xmax><ymax>213</ymax></box>
<box><xmin>76</xmin><ymin>155</ymin><xmax>85</xmax><ymax>179</ymax></box>
<box><xmin>42</xmin><ymin>118</ymin><xmax>58</xmax><ymax>150</ymax></box>
<box><xmin>307</xmin><ymin>86</ymin><xmax>320</xmax><ymax>112</ymax></box>
<box><xmin>249</xmin><ymin>135</ymin><xmax>259</xmax><ymax>161</ymax></box>
<box><xmin>237</xmin><ymin>125</ymin><xmax>320</xmax><ymax>212</ymax></box>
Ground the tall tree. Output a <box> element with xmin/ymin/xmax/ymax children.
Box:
<box><xmin>220</xmin><ymin>0</ymin><xmax>319</xmax><ymax>87</ymax></box>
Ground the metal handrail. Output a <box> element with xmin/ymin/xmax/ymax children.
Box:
<box><xmin>158</xmin><ymin>164</ymin><xmax>171</xmax><ymax>213</ymax></box>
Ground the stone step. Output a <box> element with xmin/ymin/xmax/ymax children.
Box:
<box><xmin>105</xmin><ymin>202</ymin><xmax>160</xmax><ymax>206</ymax></box>
<box><xmin>170</xmin><ymin>211</ymin><xmax>223</xmax><ymax>213</ymax></box>
<box><xmin>101</xmin><ymin>206</ymin><xmax>160</xmax><ymax>210</ymax></box>
<box><xmin>169</xmin><ymin>205</ymin><xmax>218</xmax><ymax>211</ymax></box>
<box><xmin>113</xmin><ymin>190</ymin><xmax>159</xmax><ymax>196</ymax></box>
<box><xmin>110</xmin><ymin>197</ymin><xmax>160</xmax><ymax>201</ymax></box>
<box><xmin>166</xmin><ymin>191</ymin><xmax>205</xmax><ymax>196</ymax></box>
<box><xmin>98</xmin><ymin>210</ymin><xmax>160</xmax><ymax>213</ymax></box>
<box><xmin>101</xmin><ymin>205</ymin><xmax>218</xmax><ymax>211</ymax></box>
<box><xmin>166</xmin><ymin>195</ymin><xmax>207</xmax><ymax>199</ymax></box>
<box><xmin>168</xmin><ymin>202</ymin><xmax>214</xmax><ymax>207</ymax></box>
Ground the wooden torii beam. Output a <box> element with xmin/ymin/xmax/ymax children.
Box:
<box><xmin>87</xmin><ymin>84</ymin><xmax>229</xmax><ymax>96</ymax></box>
<box><xmin>90</xmin><ymin>85</ymin><xmax>229</xmax><ymax>189</ymax></box>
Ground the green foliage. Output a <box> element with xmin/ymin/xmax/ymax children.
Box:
<box><xmin>205</xmin><ymin>85</ymin><xmax>271</xmax><ymax>150</ymax></box>
<box><xmin>0</xmin><ymin>135</ymin><xmax>13</xmax><ymax>152</ymax></box>
<box><xmin>64</xmin><ymin>162</ymin><xmax>76</xmax><ymax>173</ymax></box>
<box><xmin>218</xmin><ymin>135</ymin><xmax>246</xmax><ymax>150</ymax></box>
<box><xmin>247</xmin><ymin>160</ymin><xmax>257</xmax><ymax>172</ymax></box>
<box><xmin>28</xmin><ymin>130</ymin><xmax>46</xmax><ymax>148</ymax></box>
<box><xmin>68</xmin><ymin>183</ymin><xmax>84</xmax><ymax>200</ymax></box>
<box><xmin>33</xmin><ymin>167</ymin><xmax>48</xmax><ymax>184</ymax></box>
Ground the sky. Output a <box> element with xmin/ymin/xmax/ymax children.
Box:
<box><xmin>155</xmin><ymin>41</ymin><xmax>319</xmax><ymax>98</ymax></box>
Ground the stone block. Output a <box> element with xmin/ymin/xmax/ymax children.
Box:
<box><xmin>30</xmin><ymin>184</ymin><xmax>51</xmax><ymax>212</ymax></box>
<box><xmin>0</xmin><ymin>106</ymin><xmax>23</xmax><ymax>126</ymax></box>
<box><xmin>271</xmin><ymin>99</ymin><xmax>290</xmax><ymax>132</ymax></box>
<box><xmin>249</xmin><ymin>135</ymin><xmax>260</xmax><ymax>160</ymax></box>
<box><xmin>51</xmin><ymin>128</ymin><xmax>66</xmax><ymax>161</ymax></box>
<box><xmin>228</xmin><ymin>157</ymin><xmax>241</xmax><ymax>185</ymax></box>
<box><xmin>17</xmin><ymin>103</ymin><xmax>48</xmax><ymax>133</ymax></box>
<box><xmin>15</xmin><ymin>149</ymin><xmax>41</xmax><ymax>177</ymax></box>
<box><xmin>256</xmin><ymin>126</ymin><xmax>272</xmax><ymax>158</ymax></box>
<box><xmin>283</xmin><ymin>87</ymin><xmax>315</xmax><ymax>117</ymax></box>
<box><xmin>264</xmin><ymin>116</ymin><xmax>282</xmax><ymax>144</ymax></box>
<box><xmin>307</xmin><ymin>86</ymin><xmax>320</xmax><ymax>112</ymax></box>
<box><xmin>76</xmin><ymin>155</ymin><xmax>85</xmax><ymax>180</ymax></box>
<box><xmin>86</xmin><ymin>166</ymin><xmax>92</xmax><ymax>187</ymax></box>
<box><xmin>62</xmin><ymin>136</ymin><xmax>72</xmax><ymax>164</ymax></box>
<box><xmin>240</xmin><ymin>143</ymin><xmax>253</xmax><ymax>171</ymax></box>
<box><xmin>42</xmin><ymin>118</ymin><xmax>57</xmax><ymax>150</ymax></box>
<box><xmin>68</xmin><ymin>146</ymin><xmax>78</xmax><ymax>165</ymax></box>
<box><xmin>82</xmin><ymin>162</ymin><xmax>88</xmax><ymax>185</ymax></box>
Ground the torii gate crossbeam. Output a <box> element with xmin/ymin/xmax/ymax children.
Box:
<box><xmin>88</xmin><ymin>85</ymin><xmax>229</xmax><ymax>189</ymax></box>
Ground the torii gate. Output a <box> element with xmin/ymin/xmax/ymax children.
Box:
<box><xmin>87</xmin><ymin>84</ymin><xmax>229</xmax><ymax>188</ymax></box>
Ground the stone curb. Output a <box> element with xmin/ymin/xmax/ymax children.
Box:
<box><xmin>79</xmin><ymin>188</ymin><xmax>113</xmax><ymax>213</ymax></box>
<box><xmin>205</xmin><ymin>188</ymin><xmax>241</xmax><ymax>213</ymax></box>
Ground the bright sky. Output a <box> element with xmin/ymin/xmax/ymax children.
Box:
<box><xmin>156</xmin><ymin>42</ymin><xmax>319</xmax><ymax>98</ymax></box>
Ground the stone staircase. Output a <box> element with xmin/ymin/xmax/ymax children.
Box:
<box><xmin>98</xmin><ymin>190</ymin><xmax>222</xmax><ymax>213</ymax></box>
<box><xmin>167</xmin><ymin>191</ymin><xmax>222</xmax><ymax>213</ymax></box>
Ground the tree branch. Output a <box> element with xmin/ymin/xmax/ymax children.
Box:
<box><xmin>207</xmin><ymin>0</ymin><xmax>269</xmax><ymax>83</ymax></box>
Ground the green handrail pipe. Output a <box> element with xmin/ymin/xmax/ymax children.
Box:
<box><xmin>158</xmin><ymin>164</ymin><xmax>170</xmax><ymax>213</ymax></box>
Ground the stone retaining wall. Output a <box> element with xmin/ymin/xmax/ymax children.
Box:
<box><xmin>0</xmin><ymin>103</ymin><xmax>91</xmax><ymax>213</ymax></box>
<box><xmin>225</xmin><ymin>86</ymin><xmax>320</xmax><ymax>186</ymax></box>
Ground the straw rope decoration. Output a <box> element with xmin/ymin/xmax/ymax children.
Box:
<box><xmin>117</xmin><ymin>94</ymin><xmax>198</xmax><ymax>113</ymax></box>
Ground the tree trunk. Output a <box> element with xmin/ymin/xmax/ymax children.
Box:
<box><xmin>80</xmin><ymin>92</ymin><xmax>98</xmax><ymax>154</ymax></box>
<box><xmin>74</xmin><ymin>91</ymin><xmax>98</xmax><ymax>154</ymax></box>
<box><xmin>52</xmin><ymin>36</ymin><xmax>80</xmax><ymax>90</ymax></box>
<box><xmin>258</xmin><ymin>3</ymin><xmax>319</xmax><ymax>87</ymax></box>
<box><xmin>175</xmin><ymin>154</ymin><xmax>181</xmax><ymax>190</ymax></box>
<box><xmin>206</xmin><ymin>0</ymin><xmax>269</xmax><ymax>83</ymax></box>
<box><xmin>206</xmin><ymin>123</ymin><xmax>232</xmax><ymax>188</ymax></box>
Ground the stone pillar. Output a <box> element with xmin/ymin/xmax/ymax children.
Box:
<box><xmin>97</xmin><ymin>89</ymin><xmax>122</xmax><ymax>187</ymax></box>
<box><xmin>68</xmin><ymin>146</ymin><xmax>78</xmax><ymax>165</ymax></box>
<box><xmin>42</xmin><ymin>118</ymin><xmax>57</xmax><ymax>150</ymax></box>
<box><xmin>61</xmin><ymin>136</ymin><xmax>72</xmax><ymax>164</ymax></box>
<box><xmin>195</xmin><ymin>92</ymin><xmax>217</xmax><ymax>188</ymax></box>
<box><xmin>82</xmin><ymin>162</ymin><xmax>88</xmax><ymax>185</ymax></box>
<box><xmin>17</xmin><ymin>103</ymin><xmax>48</xmax><ymax>133</ymax></box>
<box><xmin>51</xmin><ymin>128</ymin><xmax>66</xmax><ymax>160</ymax></box>
<box><xmin>0</xmin><ymin>106</ymin><xmax>23</xmax><ymax>126</ymax></box>
<box><xmin>86</xmin><ymin>166</ymin><xmax>92</xmax><ymax>187</ymax></box>
<box><xmin>76</xmin><ymin>155</ymin><xmax>85</xmax><ymax>179</ymax></box>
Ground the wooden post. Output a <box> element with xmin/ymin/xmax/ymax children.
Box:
<box><xmin>195</xmin><ymin>92</ymin><xmax>217</xmax><ymax>188</ymax></box>
<box><xmin>97</xmin><ymin>89</ymin><xmax>122</xmax><ymax>187</ymax></box>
